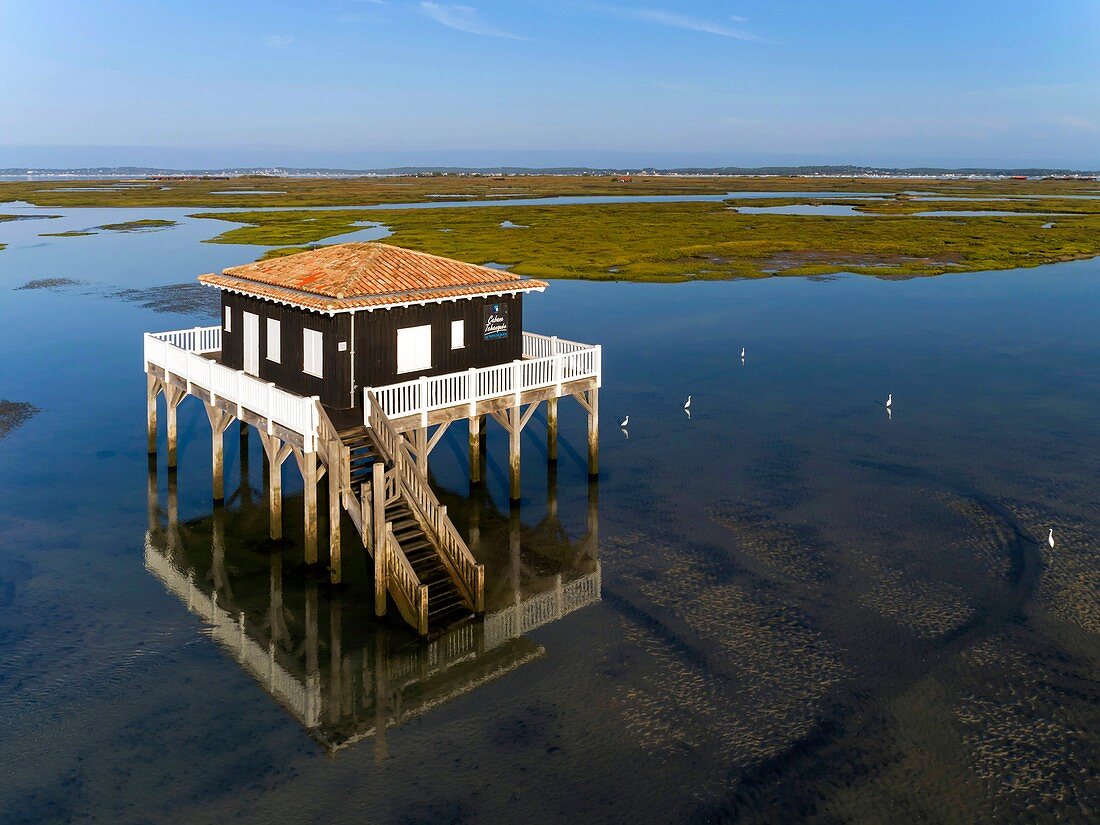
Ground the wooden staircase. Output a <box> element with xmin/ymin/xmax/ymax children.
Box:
<box><xmin>315</xmin><ymin>400</ymin><xmax>484</xmax><ymax>637</ymax></box>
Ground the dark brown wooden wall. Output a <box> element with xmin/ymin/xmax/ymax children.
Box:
<box><xmin>220</xmin><ymin>293</ymin><xmax>353</xmax><ymax>408</ymax></box>
<box><xmin>218</xmin><ymin>291</ymin><xmax>525</xmax><ymax>409</ymax></box>
<box><xmin>355</xmin><ymin>294</ymin><xmax>524</xmax><ymax>391</ymax></box>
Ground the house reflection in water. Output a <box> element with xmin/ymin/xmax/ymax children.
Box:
<box><xmin>143</xmin><ymin>458</ymin><xmax>600</xmax><ymax>757</ymax></box>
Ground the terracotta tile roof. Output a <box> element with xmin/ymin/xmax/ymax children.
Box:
<box><xmin>197</xmin><ymin>242</ymin><xmax>547</xmax><ymax>312</ymax></box>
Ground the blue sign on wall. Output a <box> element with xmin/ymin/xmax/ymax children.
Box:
<box><xmin>483</xmin><ymin>303</ymin><xmax>509</xmax><ymax>340</ymax></box>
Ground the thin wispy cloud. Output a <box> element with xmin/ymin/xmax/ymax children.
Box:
<box><xmin>265</xmin><ymin>34</ymin><xmax>294</xmax><ymax>48</ymax></box>
<box><xmin>419</xmin><ymin>3</ymin><xmax>527</xmax><ymax>40</ymax></box>
<box><xmin>598</xmin><ymin>6</ymin><xmax>761</xmax><ymax>41</ymax></box>
<box><xmin>1058</xmin><ymin>115</ymin><xmax>1099</xmax><ymax>133</ymax></box>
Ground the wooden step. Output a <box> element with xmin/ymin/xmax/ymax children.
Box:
<box><xmin>428</xmin><ymin>586</ymin><xmax>462</xmax><ymax>604</ymax></box>
<box><xmin>430</xmin><ymin>605</ymin><xmax>473</xmax><ymax>628</ymax></box>
<box><xmin>337</xmin><ymin>426</ymin><xmax>370</xmax><ymax>439</ymax></box>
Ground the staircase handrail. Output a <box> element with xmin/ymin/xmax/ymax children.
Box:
<box><xmin>383</xmin><ymin>523</ymin><xmax>429</xmax><ymax>635</ymax></box>
<box><xmin>313</xmin><ymin>400</ymin><xmax>352</xmax><ymax>500</ymax></box>
<box><xmin>366</xmin><ymin>390</ymin><xmax>485</xmax><ymax>612</ymax></box>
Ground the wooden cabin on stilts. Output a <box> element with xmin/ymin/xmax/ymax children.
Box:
<box><xmin>143</xmin><ymin>242</ymin><xmax>601</xmax><ymax>636</ymax></box>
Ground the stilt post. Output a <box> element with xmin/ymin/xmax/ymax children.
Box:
<box><xmin>328</xmin><ymin>462</ymin><xmax>341</xmax><ymax>584</ymax></box>
<box><xmin>509</xmin><ymin>405</ymin><xmax>521</xmax><ymax>501</ymax></box>
<box><xmin>587</xmin><ymin>387</ymin><xmax>599</xmax><ymax>477</ymax></box>
<box><xmin>301</xmin><ymin>449</ymin><xmax>318</xmax><ymax>565</ymax></box>
<box><xmin>546</xmin><ymin>397</ymin><xmax>558</xmax><ymax>462</ymax></box>
<box><xmin>468</xmin><ymin>415</ymin><xmax>482</xmax><ymax>484</ymax></box>
<box><xmin>372</xmin><ymin>462</ymin><xmax>386</xmax><ymax>617</ymax></box>
<box><xmin>258</xmin><ymin>432</ymin><xmax>291</xmax><ymax>540</ymax></box>
<box><xmin>204</xmin><ymin>402</ymin><xmax>233</xmax><ymax>502</ymax></box>
<box><xmin>164</xmin><ymin>385</ymin><xmax>186</xmax><ymax>468</ymax></box>
<box><xmin>146</xmin><ymin>373</ymin><xmax>160</xmax><ymax>455</ymax></box>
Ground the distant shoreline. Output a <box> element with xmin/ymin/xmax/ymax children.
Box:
<box><xmin>2</xmin><ymin>165</ymin><xmax>1098</xmax><ymax>182</ymax></box>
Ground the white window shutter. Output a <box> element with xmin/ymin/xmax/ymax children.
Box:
<box><xmin>397</xmin><ymin>325</ymin><xmax>432</xmax><ymax>373</ymax></box>
<box><xmin>267</xmin><ymin>318</ymin><xmax>281</xmax><ymax>363</ymax></box>
<box><xmin>303</xmin><ymin>328</ymin><xmax>323</xmax><ymax>377</ymax></box>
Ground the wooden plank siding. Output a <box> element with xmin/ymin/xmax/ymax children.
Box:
<box><xmin>220</xmin><ymin>293</ymin><xmax>353</xmax><ymax>408</ymax></box>
<box><xmin>355</xmin><ymin>293</ymin><xmax>524</xmax><ymax>393</ymax></box>
<box><xmin>219</xmin><ymin>291</ymin><xmax>524</xmax><ymax>410</ymax></box>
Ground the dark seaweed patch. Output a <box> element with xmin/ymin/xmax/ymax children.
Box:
<box><xmin>0</xmin><ymin>400</ymin><xmax>40</xmax><ymax>440</ymax></box>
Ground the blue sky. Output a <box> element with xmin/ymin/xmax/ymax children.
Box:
<box><xmin>2</xmin><ymin>0</ymin><xmax>1099</xmax><ymax>168</ymax></box>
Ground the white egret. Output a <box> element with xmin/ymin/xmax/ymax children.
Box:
<box><xmin>620</xmin><ymin>415</ymin><xmax>629</xmax><ymax>428</ymax></box>
<box><xmin>684</xmin><ymin>395</ymin><xmax>692</xmax><ymax>411</ymax></box>
<box><xmin>740</xmin><ymin>347</ymin><xmax>746</xmax><ymax>359</ymax></box>
<box><xmin>885</xmin><ymin>393</ymin><xmax>893</xmax><ymax>409</ymax></box>
<box><xmin>1048</xmin><ymin>529</ymin><xmax>1055</xmax><ymax>549</ymax></box>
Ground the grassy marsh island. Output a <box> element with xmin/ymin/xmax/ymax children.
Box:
<box><xmin>96</xmin><ymin>218</ymin><xmax>178</xmax><ymax>232</ymax></box>
<box><xmin>194</xmin><ymin>201</ymin><xmax>1100</xmax><ymax>281</ymax></box>
<box><xmin>1</xmin><ymin>213</ymin><xmax>62</xmax><ymax>222</ymax></box>
<box><xmin>4</xmin><ymin>174</ymin><xmax>1100</xmax><ymax>208</ymax></box>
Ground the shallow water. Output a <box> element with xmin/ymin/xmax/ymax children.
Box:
<box><xmin>0</xmin><ymin>215</ymin><xmax>1098</xmax><ymax>823</ymax></box>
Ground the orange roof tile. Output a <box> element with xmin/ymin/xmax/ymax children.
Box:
<box><xmin>197</xmin><ymin>242</ymin><xmax>547</xmax><ymax>312</ymax></box>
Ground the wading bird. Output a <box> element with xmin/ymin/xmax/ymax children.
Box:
<box><xmin>885</xmin><ymin>393</ymin><xmax>893</xmax><ymax>409</ymax></box>
<box><xmin>1048</xmin><ymin>529</ymin><xmax>1055</xmax><ymax>549</ymax></box>
<box><xmin>684</xmin><ymin>395</ymin><xmax>692</xmax><ymax>411</ymax></box>
<box><xmin>620</xmin><ymin>415</ymin><xmax>629</xmax><ymax>428</ymax></box>
<box><xmin>740</xmin><ymin>347</ymin><xmax>746</xmax><ymax>359</ymax></box>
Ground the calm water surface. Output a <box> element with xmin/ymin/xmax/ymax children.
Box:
<box><xmin>0</xmin><ymin>212</ymin><xmax>1098</xmax><ymax>823</ymax></box>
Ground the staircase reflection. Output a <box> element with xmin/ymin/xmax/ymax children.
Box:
<box><xmin>143</xmin><ymin>459</ymin><xmax>600</xmax><ymax>756</ymax></box>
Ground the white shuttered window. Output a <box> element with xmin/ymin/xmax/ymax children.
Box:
<box><xmin>397</xmin><ymin>324</ymin><xmax>432</xmax><ymax>373</ymax></box>
<box><xmin>267</xmin><ymin>318</ymin><xmax>281</xmax><ymax>363</ymax></box>
<box><xmin>224</xmin><ymin>306</ymin><xmax>232</xmax><ymax>332</ymax></box>
<box><xmin>303</xmin><ymin>328</ymin><xmax>323</xmax><ymax>377</ymax></box>
<box><xmin>451</xmin><ymin>319</ymin><xmax>465</xmax><ymax>349</ymax></box>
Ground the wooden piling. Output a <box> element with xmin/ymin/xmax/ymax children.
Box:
<box><xmin>468</xmin><ymin>415</ymin><xmax>482</xmax><ymax>484</ymax></box>
<box><xmin>587</xmin><ymin>387</ymin><xmax>599</xmax><ymax>477</ymax></box>
<box><xmin>146</xmin><ymin>373</ymin><xmax>160</xmax><ymax>455</ymax></box>
<box><xmin>163</xmin><ymin>384</ymin><xmax>186</xmax><ymax>468</ymax></box>
<box><xmin>300</xmin><ymin>449</ymin><xmax>318</xmax><ymax>565</ymax></box>
<box><xmin>416</xmin><ymin>427</ymin><xmax>428</xmax><ymax>475</ymax></box>
<box><xmin>509</xmin><ymin>405</ymin><xmax>521</xmax><ymax>501</ymax></box>
<box><xmin>258</xmin><ymin>432</ymin><xmax>291</xmax><ymax>540</ymax></box>
<box><xmin>328</xmin><ymin>464</ymin><xmax>341</xmax><ymax>584</ymax></box>
<box><xmin>204</xmin><ymin>402</ymin><xmax>233</xmax><ymax>502</ymax></box>
<box><xmin>546</xmin><ymin>397</ymin><xmax>558</xmax><ymax>462</ymax></box>
<box><xmin>372</xmin><ymin>462</ymin><xmax>386</xmax><ymax>617</ymax></box>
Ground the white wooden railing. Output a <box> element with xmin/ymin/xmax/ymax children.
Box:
<box><xmin>146</xmin><ymin>327</ymin><xmax>599</xmax><ymax>452</ymax></box>
<box><xmin>144</xmin><ymin>326</ymin><xmax>319</xmax><ymax>449</ymax></box>
<box><xmin>369</xmin><ymin>333</ymin><xmax>601</xmax><ymax>422</ymax></box>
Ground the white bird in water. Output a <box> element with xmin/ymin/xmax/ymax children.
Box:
<box><xmin>684</xmin><ymin>395</ymin><xmax>692</xmax><ymax>411</ymax></box>
<box><xmin>1048</xmin><ymin>529</ymin><xmax>1055</xmax><ymax>549</ymax></box>
<box><xmin>885</xmin><ymin>393</ymin><xmax>893</xmax><ymax>409</ymax></box>
<box><xmin>740</xmin><ymin>346</ymin><xmax>746</xmax><ymax>359</ymax></box>
<box><xmin>620</xmin><ymin>415</ymin><xmax>629</xmax><ymax>428</ymax></box>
